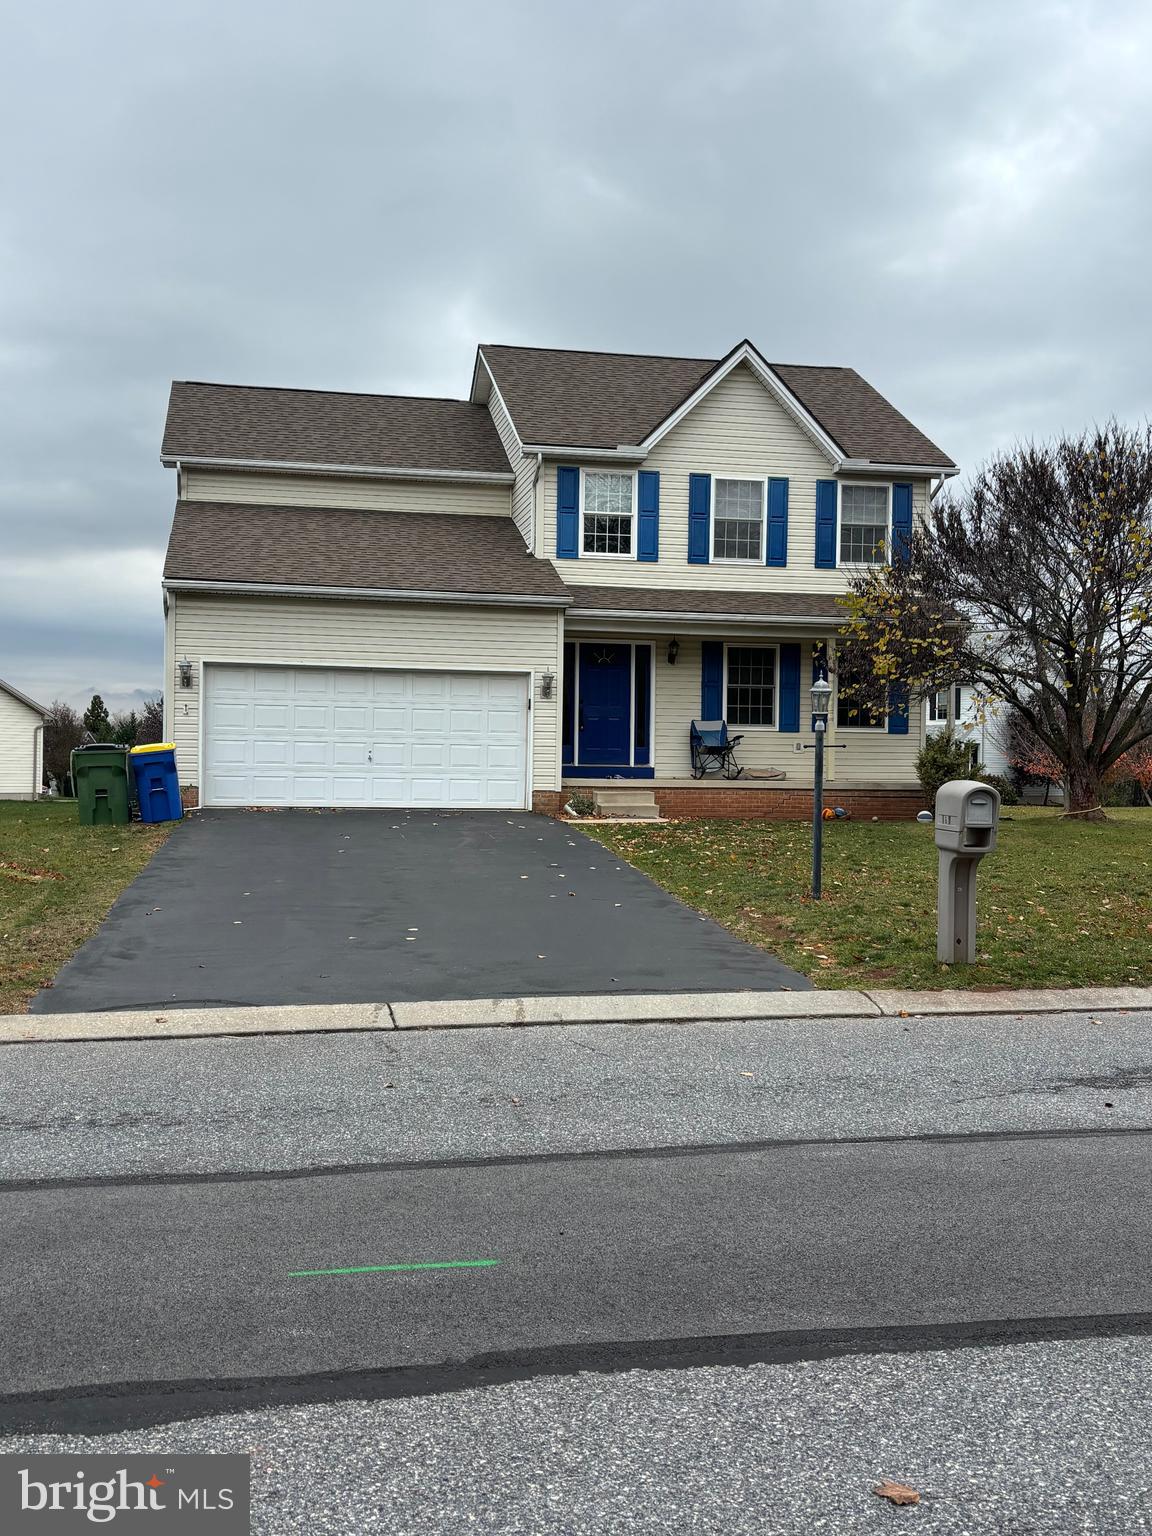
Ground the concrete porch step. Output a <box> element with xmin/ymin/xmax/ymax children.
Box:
<box><xmin>591</xmin><ymin>787</ymin><xmax>661</xmax><ymax>820</ymax></box>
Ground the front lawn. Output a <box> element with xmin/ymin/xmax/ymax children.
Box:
<box><xmin>0</xmin><ymin>801</ymin><xmax>172</xmax><ymax>1012</ymax></box>
<box><xmin>584</xmin><ymin>808</ymin><xmax>1152</xmax><ymax>991</ymax></box>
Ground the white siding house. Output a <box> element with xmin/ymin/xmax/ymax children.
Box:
<box><xmin>159</xmin><ymin>341</ymin><xmax>955</xmax><ymax>815</ymax></box>
<box><xmin>0</xmin><ymin>680</ymin><xmax>46</xmax><ymax>799</ymax></box>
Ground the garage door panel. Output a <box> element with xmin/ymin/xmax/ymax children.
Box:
<box><xmin>204</xmin><ymin>665</ymin><xmax>528</xmax><ymax>809</ymax></box>
<box><xmin>253</xmin><ymin>703</ymin><xmax>290</xmax><ymax>730</ymax></box>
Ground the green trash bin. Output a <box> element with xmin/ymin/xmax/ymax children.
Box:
<box><xmin>72</xmin><ymin>744</ymin><xmax>131</xmax><ymax>826</ymax></box>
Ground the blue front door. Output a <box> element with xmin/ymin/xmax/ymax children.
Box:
<box><xmin>578</xmin><ymin>643</ymin><xmax>631</xmax><ymax>766</ymax></box>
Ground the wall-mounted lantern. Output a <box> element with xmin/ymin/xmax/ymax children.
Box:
<box><xmin>178</xmin><ymin>657</ymin><xmax>193</xmax><ymax>689</ymax></box>
<box><xmin>540</xmin><ymin>671</ymin><xmax>556</xmax><ymax>700</ymax></box>
<box><xmin>666</xmin><ymin>637</ymin><xmax>680</xmax><ymax>666</ymax></box>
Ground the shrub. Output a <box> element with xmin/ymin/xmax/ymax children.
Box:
<box><xmin>566</xmin><ymin>791</ymin><xmax>596</xmax><ymax>818</ymax></box>
<box><xmin>915</xmin><ymin>728</ymin><xmax>978</xmax><ymax>806</ymax></box>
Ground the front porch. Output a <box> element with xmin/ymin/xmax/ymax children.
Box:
<box><xmin>555</xmin><ymin>606</ymin><xmax>925</xmax><ymax>820</ymax></box>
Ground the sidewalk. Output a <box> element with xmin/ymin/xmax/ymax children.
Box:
<box><xmin>2</xmin><ymin>986</ymin><xmax>1151</xmax><ymax>1043</ymax></box>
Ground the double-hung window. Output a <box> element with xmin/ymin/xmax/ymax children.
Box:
<box><xmin>726</xmin><ymin>646</ymin><xmax>777</xmax><ymax>726</ymax></box>
<box><xmin>835</xmin><ymin>663</ymin><xmax>886</xmax><ymax>730</ymax></box>
<box><xmin>927</xmin><ymin>686</ymin><xmax>964</xmax><ymax>724</ymax></box>
<box><xmin>582</xmin><ymin>471</ymin><xmax>634</xmax><ymax>556</ymax></box>
<box><xmin>839</xmin><ymin>484</ymin><xmax>890</xmax><ymax>565</ymax></box>
<box><xmin>713</xmin><ymin>478</ymin><xmax>764</xmax><ymax>562</ymax></box>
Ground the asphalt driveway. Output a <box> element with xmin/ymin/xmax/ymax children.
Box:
<box><xmin>31</xmin><ymin>810</ymin><xmax>810</xmax><ymax>1012</ymax></box>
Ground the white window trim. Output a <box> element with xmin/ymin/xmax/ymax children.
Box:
<box><xmin>723</xmin><ymin>641</ymin><xmax>779</xmax><ymax>731</ymax></box>
<box><xmin>837</xmin><ymin>480</ymin><xmax>892</xmax><ymax>569</ymax></box>
<box><xmin>579</xmin><ymin>467</ymin><xmax>639</xmax><ymax>561</ymax></box>
<box><xmin>709</xmin><ymin>473</ymin><xmax>769</xmax><ymax>565</ymax></box>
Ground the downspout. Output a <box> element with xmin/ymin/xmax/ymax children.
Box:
<box><xmin>530</xmin><ymin>452</ymin><xmax>542</xmax><ymax>554</ymax></box>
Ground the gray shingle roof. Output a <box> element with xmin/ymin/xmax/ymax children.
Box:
<box><xmin>162</xmin><ymin>383</ymin><xmax>514</xmax><ymax>476</ymax></box>
<box><xmin>481</xmin><ymin>343</ymin><xmax>955</xmax><ymax>468</ymax></box>
<box><xmin>163</xmin><ymin>502</ymin><xmax>571</xmax><ymax>603</ymax></box>
<box><xmin>564</xmin><ymin>585</ymin><xmax>846</xmax><ymax>620</ymax></box>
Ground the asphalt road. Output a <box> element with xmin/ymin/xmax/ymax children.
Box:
<box><xmin>4</xmin><ymin>1007</ymin><xmax>1151</xmax><ymax>1182</ymax></box>
<box><xmin>33</xmin><ymin>810</ymin><xmax>808</xmax><ymax>1011</ymax></box>
<box><xmin>4</xmin><ymin>1010</ymin><xmax>1152</xmax><ymax>1532</ymax></box>
<box><xmin>8</xmin><ymin>1340</ymin><xmax>1151</xmax><ymax>1534</ymax></box>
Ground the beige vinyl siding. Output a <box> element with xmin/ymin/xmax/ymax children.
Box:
<box><xmin>171</xmin><ymin>594</ymin><xmax>562</xmax><ymax>794</ymax></box>
<box><xmin>183</xmin><ymin>468</ymin><xmax>511</xmax><ymax>517</ymax></box>
<box><xmin>0</xmin><ymin>690</ymin><xmax>43</xmax><ymax>798</ymax></box>
<box><xmin>583</xmin><ymin>632</ymin><xmax>920</xmax><ymax>785</ymax></box>
<box><xmin>542</xmin><ymin>363</ymin><xmax>928</xmax><ymax>590</ymax></box>
<box><xmin>485</xmin><ymin>385</ymin><xmax>537</xmax><ymax>549</ymax></box>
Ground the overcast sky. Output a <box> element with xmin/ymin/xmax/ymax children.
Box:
<box><xmin>2</xmin><ymin>0</ymin><xmax>1150</xmax><ymax>710</ymax></box>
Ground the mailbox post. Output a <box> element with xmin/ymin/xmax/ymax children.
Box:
<box><xmin>934</xmin><ymin>779</ymin><xmax>1000</xmax><ymax>964</ymax></box>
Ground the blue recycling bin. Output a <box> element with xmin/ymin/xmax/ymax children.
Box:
<box><xmin>129</xmin><ymin>742</ymin><xmax>184</xmax><ymax>823</ymax></box>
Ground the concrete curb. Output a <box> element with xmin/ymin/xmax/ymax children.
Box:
<box><xmin>2</xmin><ymin>985</ymin><xmax>1150</xmax><ymax>1043</ymax></box>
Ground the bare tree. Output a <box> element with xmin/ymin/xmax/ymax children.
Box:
<box><xmin>42</xmin><ymin>700</ymin><xmax>84</xmax><ymax>790</ymax></box>
<box><xmin>139</xmin><ymin>693</ymin><xmax>164</xmax><ymax>742</ymax></box>
<box><xmin>837</xmin><ymin>421</ymin><xmax>1152</xmax><ymax>820</ymax></box>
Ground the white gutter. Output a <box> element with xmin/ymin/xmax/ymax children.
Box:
<box><xmin>565</xmin><ymin>605</ymin><xmax>840</xmax><ymax>627</ymax></box>
<box><xmin>163</xmin><ymin>579</ymin><xmax>569</xmax><ymax>608</ymax></box>
<box><xmin>839</xmin><ymin>460</ymin><xmax>960</xmax><ymax>477</ymax></box>
<box><xmin>160</xmin><ymin>455</ymin><xmax>514</xmax><ymax>484</ymax></box>
<box><xmin>521</xmin><ymin>444</ymin><xmax>648</xmax><ymax>461</ymax></box>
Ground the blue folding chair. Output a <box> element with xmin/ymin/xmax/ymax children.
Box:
<box><xmin>690</xmin><ymin>719</ymin><xmax>744</xmax><ymax>779</ymax></box>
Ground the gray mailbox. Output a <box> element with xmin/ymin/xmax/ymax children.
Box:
<box><xmin>934</xmin><ymin>779</ymin><xmax>1000</xmax><ymax>963</ymax></box>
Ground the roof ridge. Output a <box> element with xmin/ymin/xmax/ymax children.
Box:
<box><xmin>481</xmin><ymin>342</ymin><xmax>718</xmax><ymax>366</ymax></box>
<box><xmin>172</xmin><ymin>381</ymin><xmax>480</xmax><ymax>407</ymax></box>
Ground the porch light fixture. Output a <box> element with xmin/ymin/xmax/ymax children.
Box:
<box><xmin>540</xmin><ymin>671</ymin><xmax>556</xmax><ymax>700</ymax></box>
<box><xmin>178</xmin><ymin>656</ymin><xmax>193</xmax><ymax>689</ymax></box>
<box><xmin>810</xmin><ymin>676</ymin><xmax>832</xmax><ymax>724</ymax></box>
<box><xmin>666</xmin><ymin>637</ymin><xmax>680</xmax><ymax>666</ymax></box>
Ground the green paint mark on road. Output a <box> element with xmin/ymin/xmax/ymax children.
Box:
<box><xmin>289</xmin><ymin>1258</ymin><xmax>501</xmax><ymax>1278</ymax></box>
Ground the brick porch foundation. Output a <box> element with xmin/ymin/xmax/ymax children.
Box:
<box><xmin>554</xmin><ymin>780</ymin><xmax>926</xmax><ymax>821</ymax></box>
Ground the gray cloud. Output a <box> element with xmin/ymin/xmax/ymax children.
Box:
<box><xmin>2</xmin><ymin>0</ymin><xmax>1150</xmax><ymax>701</ymax></box>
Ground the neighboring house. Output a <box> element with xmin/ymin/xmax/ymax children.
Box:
<box><xmin>160</xmin><ymin>339</ymin><xmax>956</xmax><ymax>817</ymax></box>
<box><xmin>0</xmin><ymin>678</ymin><xmax>46</xmax><ymax>799</ymax></box>
<box><xmin>924</xmin><ymin>686</ymin><xmax>1013</xmax><ymax>778</ymax></box>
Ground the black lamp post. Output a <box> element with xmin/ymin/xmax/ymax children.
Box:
<box><xmin>810</xmin><ymin>677</ymin><xmax>832</xmax><ymax>899</ymax></box>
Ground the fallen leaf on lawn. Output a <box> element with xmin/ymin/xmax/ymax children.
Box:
<box><xmin>873</xmin><ymin>1481</ymin><xmax>920</xmax><ymax>1506</ymax></box>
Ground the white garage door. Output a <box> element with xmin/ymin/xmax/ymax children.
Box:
<box><xmin>203</xmin><ymin>665</ymin><xmax>529</xmax><ymax>809</ymax></box>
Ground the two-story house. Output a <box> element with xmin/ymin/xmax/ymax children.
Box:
<box><xmin>160</xmin><ymin>340</ymin><xmax>956</xmax><ymax>817</ymax></box>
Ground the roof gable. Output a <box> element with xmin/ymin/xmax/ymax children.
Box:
<box><xmin>0</xmin><ymin>678</ymin><xmax>47</xmax><ymax>715</ymax></box>
<box><xmin>479</xmin><ymin>341</ymin><xmax>955</xmax><ymax>469</ymax></box>
<box><xmin>162</xmin><ymin>382</ymin><xmax>514</xmax><ymax>478</ymax></box>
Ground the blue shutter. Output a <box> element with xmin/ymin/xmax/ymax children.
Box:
<box><xmin>765</xmin><ymin>477</ymin><xmax>789</xmax><ymax>566</ymax></box>
<box><xmin>888</xmin><ymin>681</ymin><xmax>910</xmax><ymax>735</ymax></box>
<box><xmin>891</xmin><ymin>482</ymin><xmax>913</xmax><ymax>565</ymax></box>
<box><xmin>815</xmin><ymin>480</ymin><xmax>838</xmax><ymax>568</ymax></box>
<box><xmin>700</xmin><ymin>640</ymin><xmax>724</xmax><ymax>718</ymax></box>
<box><xmin>778</xmin><ymin>643</ymin><xmax>801</xmax><ymax>732</ymax></box>
<box><xmin>688</xmin><ymin>474</ymin><xmax>711</xmax><ymax>564</ymax></box>
<box><xmin>556</xmin><ymin>466</ymin><xmax>580</xmax><ymax>559</ymax></box>
<box><xmin>637</xmin><ymin>470</ymin><xmax>660</xmax><ymax>562</ymax></box>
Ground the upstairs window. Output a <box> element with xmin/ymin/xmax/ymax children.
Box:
<box><xmin>927</xmin><ymin>686</ymin><xmax>964</xmax><ymax>723</ymax></box>
<box><xmin>582</xmin><ymin>471</ymin><xmax>634</xmax><ymax>556</ymax></box>
<box><xmin>713</xmin><ymin>478</ymin><xmax>764</xmax><ymax>562</ymax></box>
<box><xmin>839</xmin><ymin>483</ymin><xmax>890</xmax><ymax>565</ymax></box>
<box><xmin>726</xmin><ymin>645</ymin><xmax>777</xmax><ymax>726</ymax></box>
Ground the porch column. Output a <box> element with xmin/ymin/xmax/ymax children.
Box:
<box><xmin>824</xmin><ymin>636</ymin><xmax>838</xmax><ymax>783</ymax></box>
